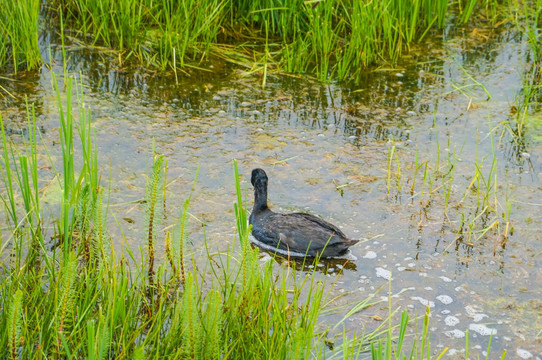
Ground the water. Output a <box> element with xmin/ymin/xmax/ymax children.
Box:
<box><xmin>1</xmin><ymin>22</ymin><xmax>541</xmax><ymax>357</ymax></box>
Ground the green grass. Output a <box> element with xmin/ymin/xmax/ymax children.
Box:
<box><xmin>38</xmin><ymin>0</ymin><xmax>536</xmax><ymax>83</ymax></box>
<box><xmin>0</xmin><ymin>72</ymin><xmax>510</xmax><ymax>358</ymax></box>
<box><xmin>0</xmin><ymin>74</ymin><xmax>384</xmax><ymax>358</ymax></box>
<box><xmin>1</xmin><ymin>0</ymin><xmax>540</xmax><ymax>84</ymax></box>
<box><xmin>0</xmin><ymin>0</ymin><xmax>41</xmax><ymax>73</ymax></box>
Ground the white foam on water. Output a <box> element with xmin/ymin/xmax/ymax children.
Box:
<box><xmin>439</xmin><ymin>276</ymin><xmax>452</xmax><ymax>282</ymax></box>
<box><xmin>411</xmin><ymin>296</ymin><xmax>435</xmax><ymax>308</ymax></box>
<box><xmin>436</xmin><ymin>295</ymin><xmax>453</xmax><ymax>305</ymax></box>
<box><xmin>465</xmin><ymin>305</ymin><xmax>488</xmax><ymax>322</ymax></box>
<box><xmin>444</xmin><ymin>329</ymin><xmax>465</xmax><ymax>339</ymax></box>
<box><xmin>444</xmin><ymin>316</ymin><xmax>460</xmax><ymax>327</ymax></box>
<box><xmin>516</xmin><ymin>349</ymin><xmax>533</xmax><ymax>359</ymax></box>
<box><xmin>468</xmin><ymin>323</ymin><xmax>497</xmax><ymax>336</ymax></box>
<box><xmin>446</xmin><ymin>348</ymin><xmax>458</xmax><ymax>356</ymax></box>
<box><xmin>363</xmin><ymin>251</ymin><xmax>377</xmax><ymax>259</ymax></box>
<box><xmin>376</xmin><ymin>267</ymin><xmax>392</xmax><ymax>280</ymax></box>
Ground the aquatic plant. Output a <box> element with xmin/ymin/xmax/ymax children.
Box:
<box><xmin>0</xmin><ymin>0</ymin><xmax>41</xmax><ymax>73</ymax></box>
<box><xmin>0</xmin><ymin>72</ymin><xmax>511</xmax><ymax>358</ymax></box>
<box><xmin>40</xmin><ymin>0</ymin><xmax>539</xmax><ymax>83</ymax></box>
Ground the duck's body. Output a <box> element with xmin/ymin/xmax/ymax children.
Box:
<box><xmin>249</xmin><ymin>168</ymin><xmax>358</xmax><ymax>258</ymax></box>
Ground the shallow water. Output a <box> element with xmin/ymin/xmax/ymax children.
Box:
<box><xmin>1</xmin><ymin>22</ymin><xmax>541</xmax><ymax>357</ymax></box>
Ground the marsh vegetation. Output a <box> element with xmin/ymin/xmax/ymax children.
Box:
<box><xmin>1</xmin><ymin>0</ymin><xmax>541</xmax><ymax>359</ymax></box>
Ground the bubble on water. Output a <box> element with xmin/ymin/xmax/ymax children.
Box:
<box><xmin>439</xmin><ymin>276</ymin><xmax>452</xmax><ymax>282</ymax></box>
<box><xmin>376</xmin><ymin>267</ymin><xmax>391</xmax><ymax>280</ymax></box>
<box><xmin>397</xmin><ymin>266</ymin><xmax>406</xmax><ymax>272</ymax></box>
<box><xmin>446</xmin><ymin>348</ymin><xmax>458</xmax><ymax>356</ymax></box>
<box><xmin>444</xmin><ymin>316</ymin><xmax>460</xmax><ymax>326</ymax></box>
<box><xmin>411</xmin><ymin>296</ymin><xmax>435</xmax><ymax>308</ymax></box>
<box><xmin>465</xmin><ymin>305</ymin><xmax>488</xmax><ymax>322</ymax></box>
<box><xmin>363</xmin><ymin>251</ymin><xmax>377</xmax><ymax>259</ymax></box>
<box><xmin>516</xmin><ymin>349</ymin><xmax>533</xmax><ymax>359</ymax></box>
<box><xmin>441</xmin><ymin>309</ymin><xmax>451</xmax><ymax>315</ymax></box>
<box><xmin>468</xmin><ymin>324</ymin><xmax>497</xmax><ymax>336</ymax></box>
<box><xmin>444</xmin><ymin>329</ymin><xmax>465</xmax><ymax>338</ymax></box>
<box><xmin>425</xmin><ymin>287</ymin><xmax>433</xmax><ymax>291</ymax></box>
<box><xmin>436</xmin><ymin>295</ymin><xmax>453</xmax><ymax>305</ymax></box>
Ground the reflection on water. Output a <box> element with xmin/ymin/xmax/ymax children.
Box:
<box><xmin>1</xmin><ymin>19</ymin><xmax>541</xmax><ymax>357</ymax></box>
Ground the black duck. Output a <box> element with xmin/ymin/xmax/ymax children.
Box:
<box><xmin>249</xmin><ymin>168</ymin><xmax>358</xmax><ymax>257</ymax></box>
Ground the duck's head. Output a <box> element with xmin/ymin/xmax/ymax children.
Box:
<box><xmin>251</xmin><ymin>168</ymin><xmax>268</xmax><ymax>188</ymax></box>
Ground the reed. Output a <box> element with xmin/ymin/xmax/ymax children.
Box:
<box><xmin>2</xmin><ymin>0</ymin><xmax>539</xmax><ymax>85</ymax></box>
<box><xmin>0</xmin><ymin>0</ymin><xmax>41</xmax><ymax>73</ymax></box>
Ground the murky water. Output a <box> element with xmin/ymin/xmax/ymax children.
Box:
<box><xmin>1</xmin><ymin>21</ymin><xmax>541</xmax><ymax>358</ymax></box>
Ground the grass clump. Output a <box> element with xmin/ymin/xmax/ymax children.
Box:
<box><xmin>44</xmin><ymin>0</ymin><xmax>538</xmax><ymax>83</ymax></box>
<box><xmin>0</xmin><ymin>74</ymin><xmax>388</xmax><ymax>358</ymax></box>
<box><xmin>0</xmin><ymin>0</ymin><xmax>41</xmax><ymax>73</ymax></box>
<box><xmin>2</xmin><ymin>0</ymin><xmax>541</xmax><ymax>84</ymax></box>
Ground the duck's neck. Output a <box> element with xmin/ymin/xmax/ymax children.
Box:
<box><xmin>253</xmin><ymin>180</ymin><xmax>269</xmax><ymax>212</ymax></box>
